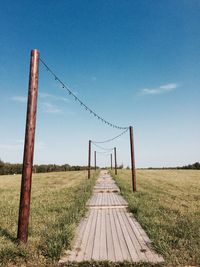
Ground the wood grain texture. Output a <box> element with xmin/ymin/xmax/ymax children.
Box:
<box><xmin>59</xmin><ymin>171</ymin><xmax>164</xmax><ymax>263</ymax></box>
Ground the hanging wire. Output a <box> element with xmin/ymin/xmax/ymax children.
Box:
<box><xmin>92</xmin><ymin>142</ymin><xmax>114</xmax><ymax>151</ymax></box>
<box><xmin>91</xmin><ymin>128</ymin><xmax>128</xmax><ymax>144</ymax></box>
<box><xmin>39</xmin><ymin>57</ymin><xmax>129</xmax><ymax>130</ymax></box>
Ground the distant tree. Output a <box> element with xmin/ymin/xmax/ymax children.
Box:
<box><xmin>118</xmin><ymin>164</ymin><xmax>123</xmax><ymax>169</ymax></box>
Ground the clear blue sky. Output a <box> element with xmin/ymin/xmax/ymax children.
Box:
<box><xmin>0</xmin><ymin>0</ymin><xmax>199</xmax><ymax>167</ymax></box>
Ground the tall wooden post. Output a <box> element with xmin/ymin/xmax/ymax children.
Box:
<box><xmin>114</xmin><ymin>147</ymin><xmax>117</xmax><ymax>175</ymax></box>
<box><xmin>88</xmin><ymin>140</ymin><xmax>91</xmax><ymax>179</ymax></box>
<box><xmin>129</xmin><ymin>126</ymin><xmax>136</xmax><ymax>192</ymax></box>
<box><xmin>111</xmin><ymin>153</ymin><xmax>113</xmax><ymax>170</ymax></box>
<box><xmin>94</xmin><ymin>151</ymin><xmax>96</xmax><ymax>171</ymax></box>
<box><xmin>17</xmin><ymin>49</ymin><xmax>39</xmax><ymax>243</ymax></box>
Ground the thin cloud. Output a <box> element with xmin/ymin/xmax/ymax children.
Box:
<box><xmin>160</xmin><ymin>83</ymin><xmax>178</xmax><ymax>90</ymax></box>
<box><xmin>39</xmin><ymin>92</ymin><xmax>70</xmax><ymax>102</ymax></box>
<box><xmin>12</xmin><ymin>96</ymin><xmax>27</xmax><ymax>103</ymax></box>
<box><xmin>0</xmin><ymin>140</ymin><xmax>45</xmax><ymax>150</ymax></box>
<box><xmin>42</xmin><ymin>102</ymin><xmax>61</xmax><ymax>114</ymax></box>
<box><xmin>141</xmin><ymin>83</ymin><xmax>178</xmax><ymax>95</ymax></box>
<box><xmin>0</xmin><ymin>143</ymin><xmax>22</xmax><ymax>149</ymax></box>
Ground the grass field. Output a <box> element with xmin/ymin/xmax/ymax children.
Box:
<box><xmin>1</xmin><ymin>169</ymin><xmax>200</xmax><ymax>267</ymax></box>
<box><xmin>0</xmin><ymin>170</ymin><xmax>97</xmax><ymax>266</ymax></box>
<box><xmin>112</xmin><ymin>169</ymin><xmax>200</xmax><ymax>267</ymax></box>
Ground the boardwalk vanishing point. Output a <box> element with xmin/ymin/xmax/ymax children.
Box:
<box><xmin>59</xmin><ymin>170</ymin><xmax>164</xmax><ymax>264</ymax></box>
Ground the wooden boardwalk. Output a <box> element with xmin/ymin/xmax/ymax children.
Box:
<box><xmin>59</xmin><ymin>171</ymin><xmax>164</xmax><ymax>264</ymax></box>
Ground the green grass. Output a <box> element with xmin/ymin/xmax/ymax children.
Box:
<box><xmin>111</xmin><ymin>169</ymin><xmax>200</xmax><ymax>267</ymax></box>
<box><xmin>0</xmin><ymin>170</ymin><xmax>98</xmax><ymax>266</ymax></box>
<box><xmin>1</xmin><ymin>169</ymin><xmax>199</xmax><ymax>267</ymax></box>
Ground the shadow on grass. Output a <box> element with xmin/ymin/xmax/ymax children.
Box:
<box><xmin>0</xmin><ymin>227</ymin><xmax>16</xmax><ymax>243</ymax></box>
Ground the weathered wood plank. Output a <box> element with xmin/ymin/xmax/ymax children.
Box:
<box><xmin>112</xmin><ymin>208</ymin><xmax>131</xmax><ymax>261</ymax></box>
<box><xmin>87</xmin><ymin>192</ymin><xmax>128</xmax><ymax>207</ymax></box>
<box><xmin>120</xmin><ymin>209</ymin><xmax>147</xmax><ymax>262</ymax></box>
<box><xmin>59</xmin><ymin>170</ymin><xmax>164</xmax><ymax>264</ymax></box>
<box><xmin>117</xmin><ymin>208</ymin><xmax>141</xmax><ymax>262</ymax></box>
<box><xmin>84</xmin><ymin>209</ymin><xmax>98</xmax><ymax>261</ymax></box>
<box><xmin>92</xmin><ymin>209</ymin><xmax>101</xmax><ymax>260</ymax></box>
<box><xmin>99</xmin><ymin>209</ymin><xmax>107</xmax><ymax>260</ymax></box>
<box><xmin>109</xmin><ymin>208</ymin><xmax>124</xmax><ymax>261</ymax></box>
<box><xmin>105</xmin><ymin>209</ymin><xmax>115</xmax><ymax>261</ymax></box>
<box><xmin>75</xmin><ymin>208</ymin><xmax>95</xmax><ymax>261</ymax></box>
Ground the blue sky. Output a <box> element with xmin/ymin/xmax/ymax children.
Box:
<box><xmin>0</xmin><ymin>0</ymin><xmax>199</xmax><ymax>167</ymax></box>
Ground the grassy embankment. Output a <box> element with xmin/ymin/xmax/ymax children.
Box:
<box><xmin>0</xmin><ymin>170</ymin><xmax>97</xmax><ymax>266</ymax></box>
<box><xmin>111</xmin><ymin>169</ymin><xmax>200</xmax><ymax>267</ymax></box>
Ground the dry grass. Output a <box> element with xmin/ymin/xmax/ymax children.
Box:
<box><xmin>0</xmin><ymin>170</ymin><xmax>97</xmax><ymax>266</ymax></box>
<box><xmin>1</xmin><ymin>169</ymin><xmax>199</xmax><ymax>267</ymax></box>
<box><xmin>112</xmin><ymin>169</ymin><xmax>200</xmax><ymax>266</ymax></box>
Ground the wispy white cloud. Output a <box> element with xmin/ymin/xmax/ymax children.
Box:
<box><xmin>0</xmin><ymin>143</ymin><xmax>23</xmax><ymax>150</ymax></box>
<box><xmin>39</xmin><ymin>92</ymin><xmax>70</xmax><ymax>102</ymax></box>
<box><xmin>141</xmin><ymin>83</ymin><xmax>178</xmax><ymax>95</ymax></box>
<box><xmin>12</xmin><ymin>96</ymin><xmax>27</xmax><ymax>103</ymax></box>
<box><xmin>0</xmin><ymin>140</ymin><xmax>45</xmax><ymax>150</ymax></box>
<box><xmin>42</xmin><ymin>102</ymin><xmax>61</xmax><ymax>114</ymax></box>
<box><xmin>159</xmin><ymin>83</ymin><xmax>178</xmax><ymax>90</ymax></box>
<box><xmin>11</xmin><ymin>93</ymin><xmax>70</xmax><ymax>105</ymax></box>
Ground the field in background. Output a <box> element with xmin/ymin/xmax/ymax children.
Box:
<box><xmin>0</xmin><ymin>170</ymin><xmax>97</xmax><ymax>266</ymax></box>
<box><xmin>113</xmin><ymin>169</ymin><xmax>200</xmax><ymax>266</ymax></box>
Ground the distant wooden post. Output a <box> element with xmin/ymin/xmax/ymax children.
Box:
<box><xmin>111</xmin><ymin>153</ymin><xmax>113</xmax><ymax>170</ymax></box>
<box><xmin>17</xmin><ymin>49</ymin><xmax>39</xmax><ymax>244</ymax></box>
<box><xmin>114</xmin><ymin>147</ymin><xmax>117</xmax><ymax>175</ymax></box>
<box><xmin>94</xmin><ymin>151</ymin><xmax>96</xmax><ymax>171</ymax></box>
<box><xmin>129</xmin><ymin>126</ymin><xmax>136</xmax><ymax>192</ymax></box>
<box><xmin>88</xmin><ymin>140</ymin><xmax>91</xmax><ymax>179</ymax></box>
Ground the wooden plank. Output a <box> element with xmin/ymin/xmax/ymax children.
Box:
<box><xmin>107</xmin><ymin>191</ymin><xmax>111</xmax><ymax>206</ymax></box>
<box><xmin>131</xmin><ymin>215</ymin><xmax>152</xmax><ymax>243</ymax></box>
<box><xmin>110</xmin><ymin>193</ymin><xmax>114</xmax><ymax>206</ymax></box>
<box><xmin>84</xmin><ymin>209</ymin><xmax>98</xmax><ymax>261</ymax></box>
<box><xmin>105</xmin><ymin>209</ymin><xmax>115</xmax><ymax>261</ymax></box>
<box><xmin>109</xmin><ymin>208</ymin><xmax>124</xmax><ymax>261</ymax></box>
<box><xmin>129</xmin><ymin>214</ymin><xmax>164</xmax><ymax>262</ymax></box>
<box><xmin>102</xmin><ymin>192</ymin><xmax>106</xmax><ymax>206</ymax></box>
<box><xmin>98</xmin><ymin>193</ymin><xmax>102</xmax><ymax>206</ymax></box>
<box><xmin>112</xmin><ymin>208</ymin><xmax>131</xmax><ymax>261</ymax></box>
<box><xmin>60</xmin><ymin>171</ymin><xmax>164</xmax><ymax>264</ymax></box>
<box><xmin>75</xmin><ymin>208</ymin><xmax>95</xmax><ymax>261</ymax></box>
<box><xmin>87</xmin><ymin>192</ymin><xmax>128</xmax><ymax>207</ymax></box>
<box><xmin>116</xmin><ymin>208</ymin><xmax>141</xmax><ymax>262</ymax></box>
<box><xmin>89</xmin><ymin>205</ymin><xmax>128</xmax><ymax>209</ymax></box>
<box><xmin>113</xmin><ymin>193</ymin><xmax>120</xmax><ymax>205</ymax></box>
<box><xmin>99</xmin><ymin>209</ymin><xmax>107</xmax><ymax>260</ymax></box>
<box><xmin>120</xmin><ymin>209</ymin><xmax>147</xmax><ymax>262</ymax></box>
<box><xmin>125</xmin><ymin>212</ymin><xmax>163</xmax><ymax>262</ymax></box>
<box><xmin>92</xmin><ymin>209</ymin><xmax>101</xmax><ymax>260</ymax></box>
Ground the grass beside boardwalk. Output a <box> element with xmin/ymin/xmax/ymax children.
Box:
<box><xmin>112</xmin><ymin>169</ymin><xmax>200</xmax><ymax>267</ymax></box>
<box><xmin>0</xmin><ymin>170</ymin><xmax>97</xmax><ymax>266</ymax></box>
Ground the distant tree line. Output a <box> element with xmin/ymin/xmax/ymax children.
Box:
<box><xmin>0</xmin><ymin>159</ymin><xmax>97</xmax><ymax>175</ymax></box>
<box><xmin>146</xmin><ymin>162</ymin><xmax>200</xmax><ymax>170</ymax></box>
<box><xmin>177</xmin><ymin>162</ymin><xmax>200</xmax><ymax>170</ymax></box>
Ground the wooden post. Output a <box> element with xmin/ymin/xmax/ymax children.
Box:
<box><xmin>111</xmin><ymin>153</ymin><xmax>113</xmax><ymax>170</ymax></box>
<box><xmin>17</xmin><ymin>49</ymin><xmax>39</xmax><ymax>243</ymax></box>
<box><xmin>114</xmin><ymin>147</ymin><xmax>117</xmax><ymax>175</ymax></box>
<box><xmin>88</xmin><ymin>140</ymin><xmax>91</xmax><ymax>179</ymax></box>
<box><xmin>129</xmin><ymin>126</ymin><xmax>136</xmax><ymax>192</ymax></box>
<box><xmin>94</xmin><ymin>151</ymin><xmax>96</xmax><ymax>171</ymax></box>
